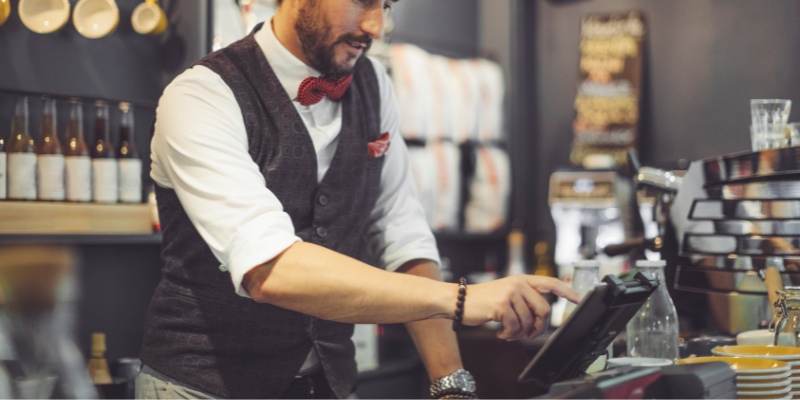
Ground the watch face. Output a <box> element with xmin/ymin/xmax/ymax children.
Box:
<box><xmin>454</xmin><ymin>370</ymin><xmax>476</xmax><ymax>392</ymax></box>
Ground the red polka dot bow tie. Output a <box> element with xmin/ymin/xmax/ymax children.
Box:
<box><xmin>296</xmin><ymin>75</ymin><xmax>353</xmax><ymax>106</ymax></box>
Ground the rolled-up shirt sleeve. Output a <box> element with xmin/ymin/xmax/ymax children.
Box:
<box><xmin>366</xmin><ymin>58</ymin><xmax>442</xmax><ymax>272</ymax></box>
<box><xmin>151</xmin><ymin>66</ymin><xmax>301</xmax><ymax>298</ymax></box>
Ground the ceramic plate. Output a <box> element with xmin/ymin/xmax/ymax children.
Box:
<box><xmin>713</xmin><ymin>346</ymin><xmax>800</xmax><ymax>360</ymax></box>
<box><xmin>678</xmin><ymin>357</ymin><xmax>790</xmax><ymax>374</ymax></box>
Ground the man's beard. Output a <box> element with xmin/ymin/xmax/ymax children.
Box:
<box><xmin>295</xmin><ymin>1</ymin><xmax>373</xmax><ymax>78</ymax></box>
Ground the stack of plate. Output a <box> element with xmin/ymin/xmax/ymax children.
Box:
<box><xmin>678</xmin><ymin>356</ymin><xmax>792</xmax><ymax>400</ymax></box>
<box><xmin>712</xmin><ymin>345</ymin><xmax>800</xmax><ymax>399</ymax></box>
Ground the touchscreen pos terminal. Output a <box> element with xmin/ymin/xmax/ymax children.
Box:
<box><xmin>518</xmin><ymin>272</ymin><xmax>659</xmax><ymax>393</ymax></box>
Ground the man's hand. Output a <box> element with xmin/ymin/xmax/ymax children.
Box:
<box><xmin>463</xmin><ymin>276</ymin><xmax>581</xmax><ymax>341</ymax></box>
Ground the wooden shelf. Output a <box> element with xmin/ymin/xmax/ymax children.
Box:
<box><xmin>0</xmin><ymin>233</ymin><xmax>162</xmax><ymax>245</ymax></box>
<box><xmin>0</xmin><ymin>201</ymin><xmax>153</xmax><ymax>234</ymax></box>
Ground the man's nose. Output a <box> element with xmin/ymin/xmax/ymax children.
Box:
<box><xmin>361</xmin><ymin>6</ymin><xmax>384</xmax><ymax>40</ymax></box>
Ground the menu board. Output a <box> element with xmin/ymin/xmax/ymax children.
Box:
<box><xmin>570</xmin><ymin>12</ymin><xmax>645</xmax><ymax>167</ymax></box>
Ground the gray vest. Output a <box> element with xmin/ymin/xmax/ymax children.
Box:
<box><xmin>140</xmin><ymin>24</ymin><xmax>384</xmax><ymax>399</ymax></box>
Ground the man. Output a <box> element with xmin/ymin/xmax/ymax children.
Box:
<box><xmin>136</xmin><ymin>0</ymin><xmax>580</xmax><ymax>398</ymax></box>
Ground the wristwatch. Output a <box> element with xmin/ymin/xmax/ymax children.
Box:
<box><xmin>430</xmin><ymin>369</ymin><xmax>476</xmax><ymax>398</ymax></box>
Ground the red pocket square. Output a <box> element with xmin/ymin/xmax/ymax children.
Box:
<box><xmin>368</xmin><ymin>132</ymin><xmax>391</xmax><ymax>158</ymax></box>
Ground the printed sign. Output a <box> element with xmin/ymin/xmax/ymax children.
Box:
<box><xmin>570</xmin><ymin>12</ymin><xmax>645</xmax><ymax>167</ymax></box>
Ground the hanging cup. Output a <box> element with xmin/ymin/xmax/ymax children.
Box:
<box><xmin>72</xmin><ymin>0</ymin><xmax>119</xmax><ymax>39</ymax></box>
<box><xmin>0</xmin><ymin>0</ymin><xmax>11</xmax><ymax>27</ymax></box>
<box><xmin>132</xmin><ymin>0</ymin><xmax>167</xmax><ymax>35</ymax></box>
<box><xmin>18</xmin><ymin>0</ymin><xmax>70</xmax><ymax>34</ymax></box>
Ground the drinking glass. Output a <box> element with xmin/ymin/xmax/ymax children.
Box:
<box><xmin>787</xmin><ymin>123</ymin><xmax>800</xmax><ymax>147</ymax></box>
<box><xmin>751</xmin><ymin>99</ymin><xmax>792</xmax><ymax>151</ymax></box>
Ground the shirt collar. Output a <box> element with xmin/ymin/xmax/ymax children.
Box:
<box><xmin>254</xmin><ymin>19</ymin><xmax>322</xmax><ymax>102</ymax></box>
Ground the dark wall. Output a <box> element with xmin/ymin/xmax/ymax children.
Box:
<box><xmin>529</xmin><ymin>0</ymin><xmax>800</xmax><ymax>240</ymax></box>
<box><xmin>391</xmin><ymin>0</ymin><xmax>480</xmax><ymax>58</ymax></box>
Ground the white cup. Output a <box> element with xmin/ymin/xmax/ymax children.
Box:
<box><xmin>72</xmin><ymin>0</ymin><xmax>119</xmax><ymax>39</ymax></box>
<box><xmin>18</xmin><ymin>0</ymin><xmax>70</xmax><ymax>34</ymax></box>
<box><xmin>131</xmin><ymin>0</ymin><xmax>167</xmax><ymax>35</ymax></box>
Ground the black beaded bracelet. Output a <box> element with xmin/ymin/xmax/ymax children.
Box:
<box><xmin>452</xmin><ymin>277</ymin><xmax>467</xmax><ymax>331</ymax></box>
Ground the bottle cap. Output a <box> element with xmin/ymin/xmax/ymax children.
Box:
<box><xmin>635</xmin><ymin>260</ymin><xmax>666</xmax><ymax>267</ymax></box>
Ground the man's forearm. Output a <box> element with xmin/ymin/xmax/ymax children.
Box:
<box><xmin>243</xmin><ymin>242</ymin><xmax>456</xmax><ymax>324</ymax></box>
<box><xmin>398</xmin><ymin>260</ymin><xmax>464</xmax><ymax>382</ymax></box>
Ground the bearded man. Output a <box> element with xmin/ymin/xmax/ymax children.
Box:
<box><xmin>136</xmin><ymin>0</ymin><xmax>579</xmax><ymax>398</ymax></box>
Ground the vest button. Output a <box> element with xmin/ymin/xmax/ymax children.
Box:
<box><xmin>316</xmin><ymin>226</ymin><xmax>328</xmax><ymax>238</ymax></box>
<box><xmin>318</xmin><ymin>194</ymin><xmax>329</xmax><ymax>206</ymax></box>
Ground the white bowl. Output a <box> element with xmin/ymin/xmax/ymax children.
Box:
<box><xmin>72</xmin><ymin>0</ymin><xmax>118</xmax><ymax>38</ymax></box>
<box><xmin>18</xmin><ymin>0</ymin><xmax>70</xmax><ymax>33</ymax></box>
<box><xmin>606</xmin><ymin>357</ymin><xmax>674</xmax><ymax>368</ymax></box>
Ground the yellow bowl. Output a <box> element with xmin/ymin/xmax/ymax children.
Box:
<box><xmin>678</xmin><ymin>357</ymin><xmax>790</xmax><ymax>374</ymax></box>
<box><xmin>713</xmin><ymin>346</ymin><xmax>800</xmax><ymax>360</ymax></box>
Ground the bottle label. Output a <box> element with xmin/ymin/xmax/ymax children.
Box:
<box><xmin>65</xmin><ymin>156</ymin><xmax>92</xmax><ymax>202</ymax></box>
<box><xmin>37</xmin><ymin>154</ymin><xmax>65</xmax><ymax>201</ymax></box>
<box><xmin>92</xmin><ymin>158</ymin><xmax>118</xmax><ymax>203</ymax></box>
<box><xmin>118</xmin><ymin>159</ymin><xmax>142</xmax><ymax>203</ymax></box>
<box><xmin>0</xmin><ymin>153</ymin><xmax>5</xmax><ymax>200</ymax></box>
<box><xmin>8</xmin><ymin>153</ymin><xmax>37</xmax><ymax>200</ymax></box>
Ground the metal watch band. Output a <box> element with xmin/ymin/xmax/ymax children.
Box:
<box><xmin>430</xmin><ymin>369</ymin><xmax>476</xmax><ymax>398</ymax></box>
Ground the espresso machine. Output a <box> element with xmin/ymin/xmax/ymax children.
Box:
<box><xmin>670</xmin><ymin>147</ymin><xmax>800</xmax><ymax>334</ymax></box>
<box><xmin>548</xmin><ymin>169</ymin><xmax>651</xmax><ymax>326</ymax></box>
<box><xmin>549</xmin><ymin>170</ymin><xmax>631</xmax><ymax>281</ymax></box>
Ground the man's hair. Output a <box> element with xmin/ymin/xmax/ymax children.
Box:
<box><xmin>277</xmin><ymin>0</ymin><xmax>283</xmax><ymax>5</ymax></box>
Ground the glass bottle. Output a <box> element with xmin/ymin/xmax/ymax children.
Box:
<box><xmin>64</xmin><ymin>99</ymin><xmax>92</xmax><ymax>202</ymax></box>
<box><xmin>8</xmin><ymin>96</ymin><xmax>36</xmax><ymax>201</ymax></box>
<box><xmin>91</xmin><ymin>101</ymin><xmax>118</xmax><ymax>203</ymax></box>
<box><xmin>117</xmin><ymin>103</ymin><xmax>141</xmax><ymax>203</ymax></box>
<box><xmin>0</xmin><ymin>127</ymin><xmax>6</xmax><ymax>200</ymax></box>
<box><xmin>626</xmin><ymin>260</ymin><xmax>680</xmax><ymax>360</ymax></box>
<box><xmin>36</xmin><ymin>96</ymin><xmax>65</xmax><ymax>202</ymax></box>
<box><xmin>504</xmin><ymin>230</ymin><xmax>527</xmax><ymax>276</ymax></box>
<box><xmin>563</xmin><ymin>260</ymin><xmax>600</xmax><ymax>322</ymax></box>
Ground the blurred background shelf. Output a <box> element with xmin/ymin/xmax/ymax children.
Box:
<box><xmin>0</xmin><ymin>232</ymin><xmax>162</xmax><ymax>245</ymax></box>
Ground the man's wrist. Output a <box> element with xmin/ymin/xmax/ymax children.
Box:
<box><xmin>430</xmin><ymin>369</ymin><xmax>476</xmax><ymax>398</ymax></box>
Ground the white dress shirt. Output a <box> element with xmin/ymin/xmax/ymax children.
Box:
<box><xmin>151</xmin><ymin>22</ymin><xmax>440</xmax><ymax>301</ymax></box>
